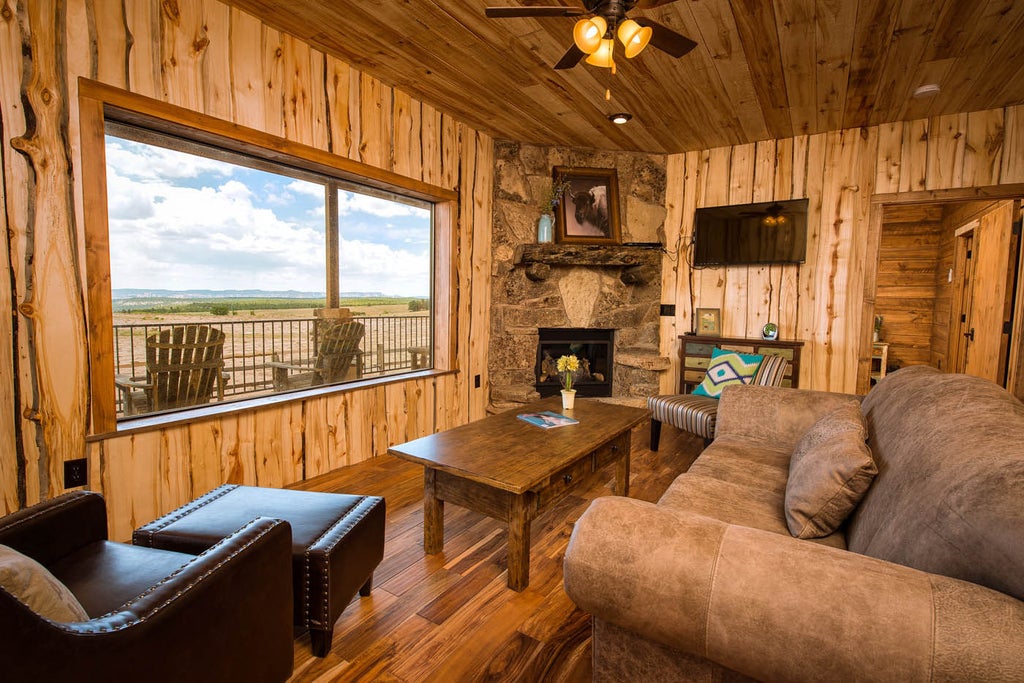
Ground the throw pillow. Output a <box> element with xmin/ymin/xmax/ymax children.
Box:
<box><xmin>0</xmin><ymin>544</ymin><xmax>89</xmax><ymax>622</ymax></box>
<box><xmin>692</xmin><ymin>348</ymin><xmax>764</xmax><ymax>398</ymax></box>
<box><xmin>785</xmin><ymin>405</ymin><xmax>877</xmax><ymax>539</ymax></box>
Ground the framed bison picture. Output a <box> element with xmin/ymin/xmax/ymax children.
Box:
<box><xmin>552</xmin><ymin>166</ymin><xmax>621</xmax><ymax>245</ymax></box>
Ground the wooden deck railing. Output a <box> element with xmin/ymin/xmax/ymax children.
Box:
<box><xmin>113</xmin><ymin>315</ymin><xmax>432</xmax><ymax>413</ymax></box>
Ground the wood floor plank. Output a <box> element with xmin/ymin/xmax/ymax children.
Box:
<box><xmin>287</xmin><ymin>422</ymin><xmax>702</xmax><ymax>681</ymax></box>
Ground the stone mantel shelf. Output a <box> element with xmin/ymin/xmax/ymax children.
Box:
<box><xmin>514</xmin><ymin>244</ymin><xmax>661</xmax><ymax>284</ymax></box>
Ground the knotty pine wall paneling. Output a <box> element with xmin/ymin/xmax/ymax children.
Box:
<box><xmin>0</xmin><ymin>0</ymin><xmax>492</xmax><ymax>539</ymax></box>
<box><xmin>660</xmin><ymin>105</ymin><xmax>1024</xmax><ymax>396</ymax></box>
<box><xmin>874</xmin><ymin>205</ymin><xmax>943</xmax><ymax>369</ymax></box>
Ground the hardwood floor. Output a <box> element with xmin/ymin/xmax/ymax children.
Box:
<box><xmin>287</xmin><ymin>422</ymin><xmax>703</xmax><ymax>682</ymax></box>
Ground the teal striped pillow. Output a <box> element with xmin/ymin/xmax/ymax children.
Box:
<box><xmin>693</xmin><ymin>348</ymin><xmax>764</xmax><ymax>398</ymax></box>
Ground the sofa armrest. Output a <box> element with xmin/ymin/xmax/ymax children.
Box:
<box><xmin>564</xmin><ymin>497</ymin><xmax>1024</xmax><ymax>682</ymax></box>
<box><xmin>0</xmin><ymin>517</ymin><xmax>294</xmax><ymax>683</ymax></box>
<box><xmin>715</xmin><ymin>384</ymin><xmax>862</xmax><ymax>450</ymax></box>
<box><xmin>0</xmin><ymin>491</ymin><xmax>107</xmax><ymax>565</ymax></box>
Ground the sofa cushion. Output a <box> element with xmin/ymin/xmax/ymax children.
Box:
<box><xmin>693</xmin><ymin>349</ymin><xmax>763</xmax><ymax>398</ymax></box>
<box><xmin>785</xmin><ymin>405</ymin><xmax>877</xmax><ymax>539</ymax></box>
<box><xmin>0</xmin><ymin>544</ymin><xmax>88</xmax><ymax>622</ymax></box>
<box><xmin>661</xmin><ymin>434</ymin><xmax>848</xmax><ymax>549</ymax></box>
<box><xmin>848</xmin><ymin>365</ymin><xmax>1024</xmax><ymax>601</ymax></box>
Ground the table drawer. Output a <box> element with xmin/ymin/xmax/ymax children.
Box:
<box><xmin>535</xmin><ymin>456</ymin><xmax>594</xmax><ymax>509</ymax></box>
<box><xmin>593</xmin><ymin>437</ymin><xmax>627</xmax><ymax>470</ymax></box>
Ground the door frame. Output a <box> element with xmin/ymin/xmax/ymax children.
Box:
<box><xmin>859</xmin><ymin>184</ymin><xmax>1024</xmax><ymax>394</ymax></box>
<box><xmin>949</xmin><ymin>225</ymin><xmax>977</xmax><ymax>374</ymax></box>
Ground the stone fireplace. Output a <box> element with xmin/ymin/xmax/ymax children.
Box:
<box><xmin>488</xmin><ymin>141</ymin><xmax>672</xmax><ymax>411</ymax></box>
<box><xmin>536</xmin><ymin>328</ymin><xmax>614</xmax><ymax>397</ymax></box>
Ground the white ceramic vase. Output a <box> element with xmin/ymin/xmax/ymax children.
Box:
<box><xmin>561</xmin><ymin>389</ymin><xmax>576</xmax><ymax>410</ymax></box>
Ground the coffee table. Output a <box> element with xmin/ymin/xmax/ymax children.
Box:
<box><xmin>388</xmin><ymin>397</ymin><xmax>648</xmax><ymax>591</ymax></box>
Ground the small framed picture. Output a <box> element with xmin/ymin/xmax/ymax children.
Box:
<box><xmin>696</xmin><ymin>308</ymin><xmax>721</xmax><ymax>336</ymax></box>
<box><xmin>552</xmin><ymin>166</ymin><xmax>621</xmax><ymax>245</ymax></box>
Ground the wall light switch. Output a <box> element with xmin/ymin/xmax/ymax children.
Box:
<box><xmin>948</xmin><ymin>268</ymin><xmax>953</xmax><ymax>283</ymax></box>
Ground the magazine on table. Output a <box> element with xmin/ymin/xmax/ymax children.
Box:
<box><xmin>517</xmin><ymin>410</ymin><xmax>579</xmax><ymax>429</ymax></box>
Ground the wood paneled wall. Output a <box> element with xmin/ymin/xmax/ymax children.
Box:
<box><xmin>660</xmin><ymin>107</ymin><xmax>1024</xmax><ymax>395</ymax></box>
<box><xmin>875</xmin><ymin>205</ymin><xmax>943</xmax><ymax>370</ymax></box>
<box><xmin>0</xmin><ymin>0</ymin><xmax>492</xmax><ymax>539</ymax></box>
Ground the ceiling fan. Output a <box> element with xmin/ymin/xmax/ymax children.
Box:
<box><xmin>485</xmin><ymin>0</ymin><xmax>697</xmax><ymax>70</ymax></box>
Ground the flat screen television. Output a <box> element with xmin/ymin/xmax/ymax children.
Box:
<box><xmin>693</xmin><ymin>198</ymin><xmax>808</xmax><ymax>267</ymax></box>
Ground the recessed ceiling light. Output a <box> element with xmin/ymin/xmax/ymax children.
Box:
<box><xmin>913</xmin><ymin>83</ymin><xmax>941</xmax><ymax>98</ymax></box>
<box><xmin>609</xmin><ymin>112</ymin><xmax>632</xmax><ymax>124</ymax></box>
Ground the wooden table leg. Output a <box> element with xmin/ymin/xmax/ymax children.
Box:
<box><xmin>423</xmin><ymin>468</ymin><xmax>444</xmax><ymax>554</ymax></box>
<box><xmin>613</xmin><ymin>432</ymin><xmax>631</xmax><ymax>497</ymax></box>
<box><xmin>506</xmin><ymin>493</ymin><xmax>531</xmax><ymax>591</ymax></box>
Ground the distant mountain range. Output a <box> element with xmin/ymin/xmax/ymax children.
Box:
<box><xmin>111</xmin><ymin>289</ymin><xmax>387</xmax><ymax>300</ymax></box>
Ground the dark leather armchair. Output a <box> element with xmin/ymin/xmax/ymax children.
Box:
<box><xmin>0</xmin><ymin>491</ymin><xmax>294</xmax><ymax>682</ymax></box>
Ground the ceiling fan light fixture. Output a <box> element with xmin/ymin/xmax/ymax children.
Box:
<box><xmin>609</xmin><ymin>112</ymin><xmax>632</xmax><ymax>124</ymax></box>
<box><xmin>573</xmin><ymin>16</ymin><xmax>607</xmax><ymax>54</ymax></box>
<box><xmin>617</xmin><ymin>19</ymin><xmax>652</xmax><ymax>58</ymax></box>
<box><xmin>585</xmin><ymin>38</ymin><xmax>616</xmax><ymax>68</ymax></box>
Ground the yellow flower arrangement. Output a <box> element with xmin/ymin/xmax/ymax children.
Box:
<box><xmin>556</xmin><ymin>354</ymin><xmax>580</xmax><ymax>391</ymax></box>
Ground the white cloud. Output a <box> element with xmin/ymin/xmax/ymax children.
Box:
<box><xmin>338</xmin><ymin>191</ymin><xmax>430</xmax><ymax>219</ymax></box>
<box><xmin>106</xmin><ymin>169</ymin><xmax>326</xmax><ymax>291</ymax></box>
<box><xmin>104</xmin><ymin>138</ymin><xmax>431</xmax><ymax>296</ymax></box>
<box><xmin>339</xmin><ymin>239</ymin><xmax>430</xmax><ymax>296</ymax></box>
<box><xmin>105</xmin><ymin>139</ymin><xmax>232</xmax><ymax>182</ymax></box>
<box><xmin>286</xmin><ymin>180</ymin><xmax>326</xmax><ymax>198</ymax></box>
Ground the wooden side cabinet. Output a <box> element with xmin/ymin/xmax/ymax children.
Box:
<box><xmin>678</xmin><ymin>334</ymin><xmax>804</xmax><ymax>393</ymax></box>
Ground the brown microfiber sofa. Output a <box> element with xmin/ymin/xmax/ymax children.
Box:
<box><xmin>564</xmin><ymin>366</ymin><xmax>1024</xmax><ymax>681</ymax></box>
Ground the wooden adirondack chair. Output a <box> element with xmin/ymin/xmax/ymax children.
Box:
<box><xmin>269</xmin><ymin>320</ymin><xmax>365</xmax><ymax>391</ymax></box>
<box><xmin>115</xmin><ymin>325</ymin><xmax>228</xmax><ymax>416</ymax></box>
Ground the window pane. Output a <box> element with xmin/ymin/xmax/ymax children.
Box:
<box><xmin>337</xmin><ymin>188</ymin><xmax>433</xmax><ymax>374</ymax></box>
<box><xmin>104</xmin><ymin>126</ymin><xmax>436</xmax><ymax>421</ymax></box>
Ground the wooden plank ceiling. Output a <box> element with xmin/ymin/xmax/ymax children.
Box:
<box><xmin>221</xmin><ymin>0</ymin><xmax>1024</xmax><ymax>154</ymax></box>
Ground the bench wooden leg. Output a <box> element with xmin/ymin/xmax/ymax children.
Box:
<box><xmin>650</xmin><ymin>419</ymin><xmax>662</xmax><ymax>452</ymax></box>
<box><xmin>359</xmin><ymin>574</ymin><xmax>373</xmax><ymax>597</ymax></box>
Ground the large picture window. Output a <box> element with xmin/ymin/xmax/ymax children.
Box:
<box><xmin>104</xmin><ymin>123</ymin><xmax>434</xmax><ymax>420</ymax></box>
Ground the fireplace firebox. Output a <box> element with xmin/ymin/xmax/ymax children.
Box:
<box><xmin>535</xmin><ymin>328</ymin><xmax>614</xmax><ymax>398</ymax></box>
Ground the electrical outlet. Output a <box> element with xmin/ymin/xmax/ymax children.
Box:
<box><xmin>64</xmin><ymin>458</ymin><xmax>87</xmax><ymax>488</ymax></box>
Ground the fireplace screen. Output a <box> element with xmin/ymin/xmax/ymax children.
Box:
<box><xmin>535</xmin><ymin>328</ymin><xmax>614</xmax><ymax>398</ymax></box>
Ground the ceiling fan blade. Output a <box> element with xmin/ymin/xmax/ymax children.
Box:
<box><xmin>634</xmin><ymin>18</ymin><xmax>698</xmax><ymax>58</ymax></box>
<box><xmin>554</xmin><ymin>44</ymin><xmax>585</xmax><ymax>69</ymax></box>
<box><xmin>485</xmin><ymin>6</ymin><xmax>585</xmax><ymax>18</ymax></box>
<box><xmin>635</xmin><ymin>0</ymin><xmax>681</xmax><ymax>8</ymax></box>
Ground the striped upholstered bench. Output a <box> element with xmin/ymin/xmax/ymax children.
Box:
<box><xmin>647</xmin><ymin>353</ymin><xmax>789</xmax><ymax>450</ymax></box>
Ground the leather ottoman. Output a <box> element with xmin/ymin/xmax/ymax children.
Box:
<box><xmin>133</xmin><ymin>484</ymin><xmax>385</xmax><ymax>657</ymax></box>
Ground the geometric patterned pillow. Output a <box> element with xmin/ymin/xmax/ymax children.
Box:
<box><xmin>692</xmin><ymin>348</ymin><xmax>764</xmax><ymax>398</ymax></box>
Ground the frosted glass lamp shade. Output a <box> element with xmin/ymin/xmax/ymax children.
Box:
<box><xmin>618</xmin><ymin>19</ymin><xmax>652</xmax><ymax>58</ymax></box>
<box><xmin>573</xmin><ymin>16</ymin><xmax>608</xmax><ymax>54</ymax></box>
<box><xmin>585</xmin><ymin>38</ymin><xmax>616</xmax><ymax>68</ymax></box>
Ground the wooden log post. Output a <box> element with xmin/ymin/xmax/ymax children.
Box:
<box><xmin>10</xmin><ymin>0</ymin><xmax>89</xmax><ymax>495</ymax></box>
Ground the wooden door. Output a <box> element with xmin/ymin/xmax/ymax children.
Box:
<box><xmin>960</xmin><ymin>201</ymin><xmax>1019</xmax><ymax>382</ymax></box>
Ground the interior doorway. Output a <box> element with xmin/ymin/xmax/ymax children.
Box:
<box><xmin>949</xmin><ymin>201</ymin><xmax>1021</xmax><ymax>384</ymax></box>
<box><xmin>861</xmin><ymin>186</ymin><xmax>1024</xmax><ymax>398</ymax></box>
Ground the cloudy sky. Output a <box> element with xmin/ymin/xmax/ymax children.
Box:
<box><xmin>105</xmin><ymin>136</ymin><xmax>432</xmax><ymax>297</ymax></box>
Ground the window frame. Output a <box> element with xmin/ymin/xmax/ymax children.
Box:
<box><xmin>79</xmin><ymin>80</ymin><xmax>457</xmax><ymax>435</ymax></box>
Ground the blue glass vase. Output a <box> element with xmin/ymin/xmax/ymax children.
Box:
<box><xmin>537</xmin><ymin>214</ymin><xmax>554</xmax><ymax>243</ymax></box>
